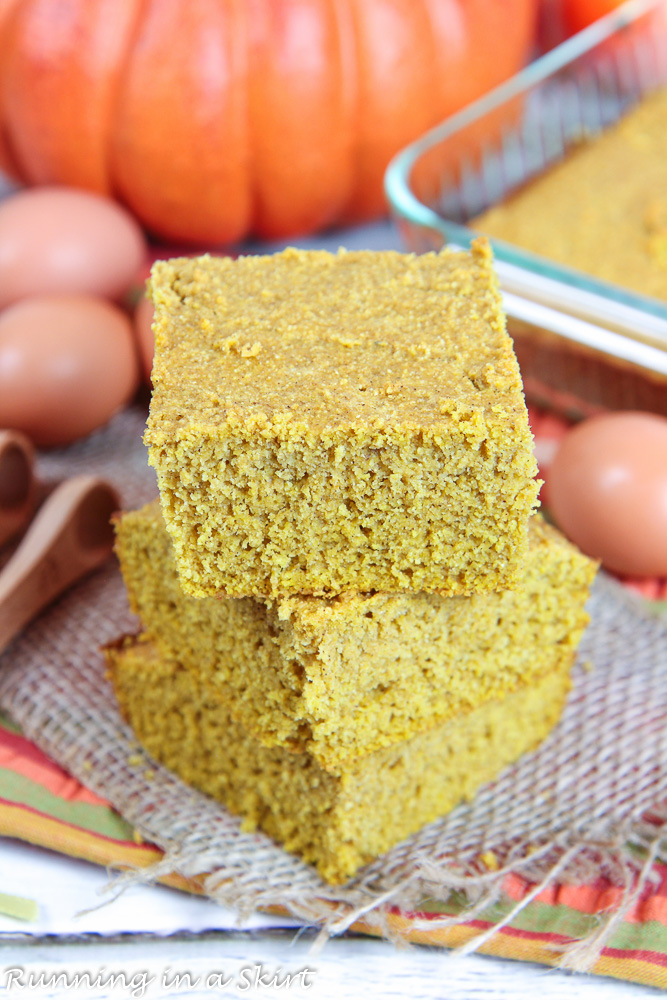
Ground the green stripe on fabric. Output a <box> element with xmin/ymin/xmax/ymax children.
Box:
<box><xmin>508</xmin><ymin>902</ymin><xmax>667</xmax><ymax>957</ymax></box>
<box><xmin>511</xmin><ymin>902</ymin><xmax>667</xmax><ymax>954</ymax></box>
<box><xmin>505</xmin><ymin>900</ymin><xmax>599</xmax><ymax>938</ymax></box>
<box><xmin>0</xmin><ymin>766</ymin><xmax>135</xmax><ymax>841</ymax></box>
<box><xmin>606</xmin><ymin>918</ymin><xmax>667</xmax><ymax>954</ymax></box>
<box><xmin>420</xmin><ymin>895</ymin><xmax>667</xmax><ymax>955</ymax></box>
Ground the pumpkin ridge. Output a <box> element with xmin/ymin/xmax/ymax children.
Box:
<box><xmin>3</xmin><ymin>0</ymin><xmax>148</xmax><ymax>194</ymax></box>
<box><xmin>248</xmin><ymin>0</ymin><xmax>357</xmax><ymax>239</ymax></box>
<box><xmin>0</xmin><ymin>0</ymin><xmax>24</xmax><ymax>179</ymax></box>
<box><xmin>339</xmin><ymin>0</ymin><xmax>439</xmax><ymax>224</ymax></box>
<box><xmin>102</xmin><ymin>0</ymin><xmax>152</xmax><ymax>208</ymax></box>
<box><xmin>330</xmin><ymin>0</ymin><xmax>361</xmax><ymax>230</ymax></box>
<box><xmin>110</xmin><ymin>0</ymin><xmax>253</xmax><ymax>243</ymax></box>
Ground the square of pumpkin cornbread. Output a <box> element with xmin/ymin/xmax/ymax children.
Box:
<box><xmin>115</xmin><ymin>501</ymin><xmax>595</xmax><ymax>768</ymax></box>
<box><xmin>106</xmin><ymin>635</ymin><xmax>572</xmax><ymax>884</ymax></box>
<box><xmin>145</xmin><ymin>240</ymin><xmax>539</xmax><ymax>599</ymax></box>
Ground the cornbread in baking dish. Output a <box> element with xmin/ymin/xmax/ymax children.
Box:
<box><xmin>106</xmin><ymin>635</ymin><xmax>572</xmax><ymax>885</ymax></box>
<box><xmin>145</xmin><ymin>240</ymin><xmax>539</xmax><ymax>599</ymax></box>
<box><xmin>114</xmin><ymin>502</ymin><xmax>596</xmax><ymax>769</ymax></box>
<box><xmin>474</xmin><ymin>88</ymin><xmax>667</xmax><ymax>302</ymax></box>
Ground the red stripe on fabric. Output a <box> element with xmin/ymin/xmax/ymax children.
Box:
<box><xmin>602</xmin><ymin>947</ymin><xmax>667</xmax><ymax>968</ymax></box>
<box><xmin>465</xmin><ymin>921</ymin><xmax>574</xmax><ymax>946</ymax></box>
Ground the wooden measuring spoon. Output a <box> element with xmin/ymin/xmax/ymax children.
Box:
<box><xmin>0</xmin><ymin>475</ymin><xmax>119</xmax><ymax>656</ymax></box>
<box><xmin>0</xmin><ymin>431</ymin><xmax>35</xmax><ymax>548</ymax></box>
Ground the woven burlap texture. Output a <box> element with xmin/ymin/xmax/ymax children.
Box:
<box><xmin>0</xmin><ymin>406</ymin><xmax>666</xmax><ymax>971</ymax></box>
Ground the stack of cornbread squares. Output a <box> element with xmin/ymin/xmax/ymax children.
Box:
<box><xmin>105</xmin><ymin>239</ymin><xmax>597</xmax><ymax>884</ymax></box>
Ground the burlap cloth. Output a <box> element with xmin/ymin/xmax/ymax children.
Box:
<box><xmin>0</xmin><ymin>405</ymin><xmax>665</xmax><ymax>971</ymax></box>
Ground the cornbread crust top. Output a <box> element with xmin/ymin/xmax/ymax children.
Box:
<box><xmin>146</xmin><ymin>240</ymin><xmax>539</xmax><ymax>598</ymax></box>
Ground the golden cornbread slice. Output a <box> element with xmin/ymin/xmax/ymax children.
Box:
<box><xmin>115</xmin><ymin>501</ymin><xmax>595</xmax><ymax>768</ymax></box>
<box><xmin>145</xmin><ymin>240</ymin><xmax>539</xmax><ymax>599</ymax></box>
<box><xmin>106</xmin><ymin>635</ymin><xmax>571</xmax><ymax>884</ymax></box>
<box><xmin>474</xmin><ymin>89</ymin><xmax>667</xmax><ymax>302</ymax></box>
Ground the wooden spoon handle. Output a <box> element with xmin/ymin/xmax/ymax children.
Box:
<box><xmin>0</xmin><ymin>431</ymin><xmax>35</xmax><ymax>548</ymax></box>
<box><xmin>0</xmin><ymin>475</ymin><xmax>119</xmax><ymax>657</ymax></box>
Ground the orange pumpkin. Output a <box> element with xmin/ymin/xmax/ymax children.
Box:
<box><xmin>0</xmin><ymin>0</ymin><xmax>536</xmax><ymax>243</ymax></box>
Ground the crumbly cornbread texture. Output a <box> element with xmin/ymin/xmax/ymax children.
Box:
<box><xmin>145</xmin><ymin>241</ymin><xmax>539</xmax><ymax>599</ymax></box>
<box><xmin>115</xmin><ymin>502</ymin><xmax>595</xmax><ymax>768</ymax></box>
<box><xmin>475</xmin><ymin>89</ymin><xmax>667</xmax><ymax>302</ymax></box>
<box><xmin>106</xmin><ymin>635</ymin><xmax>571</xmax><ymax>884</ymax></box>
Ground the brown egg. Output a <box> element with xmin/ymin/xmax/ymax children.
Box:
<box><xmin>0</xmin><ymin>295</ymin><xmax>140</xmax><ymax>447</ymax></box>
<box><xmin>0</xmin><ymin>187</ymin><xmax>147</xmax><ymax>310</ymax></box>
<box><xmin>134</xmin><ymin>294</ymin><xmax>155</xmax><ymax>383</ymax></box>
<box><xmin>548</xmin><ymin>411</ymin><xmax>667</xmax><ymax>576</ymax></box>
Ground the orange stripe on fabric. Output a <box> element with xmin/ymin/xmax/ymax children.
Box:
<box><xmin>594</xmin><ymin>955</ymin><xmax>667</xmax><ymax>990</ymax></box>
<box><xmin>503</xmin><ymin>868</ymin><xmax>667</xmax><ymax>926</ymax></box>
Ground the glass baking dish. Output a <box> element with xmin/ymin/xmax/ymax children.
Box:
<box><xmin>385</xmin><ymin>0</ymin><xmax>667</xmax><ymax>418</ymax></box>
